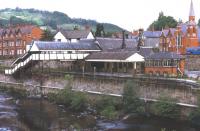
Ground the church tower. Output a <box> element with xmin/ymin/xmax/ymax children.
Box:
<box><xmin>189</xmin><ymin>0</ymin><xmax>195</xmax><ymax>21</ymax></box>
<box><xmin>185</xmin><ymin>0</ymin><xmax>199</xmax><ymax>51</ymax></box>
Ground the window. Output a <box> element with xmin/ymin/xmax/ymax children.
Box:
<box><xmin>58</xmin><ymin>39</ymin><xmax>61</xmax><ymax>42</ymax></box>
<box><xmin>16</xmin><ymin>39</ymin><xmax>21</xmax><ymax>46</ymax></box>
<box><xmin>9</xmin><ymin>41</ymin><xmax>14</xmax><ymax>46</ymax></box>
<box><xmin>163</xmin><ymin>60</ymin><xmax>167</xmax><ymax>66</ymax></box>
<box><xmin>17</xmin><ymin>49</ymin><xmax>24</xmax><ymax>55</ymax></box>
<box><xmin>3</xmin><ymin>49</ymin><xmax>8</xmax><ymax>55</ymax></box>
<box><xmin>176</xmin><ymin>34</ymin><xmax>182</xmax><ymax>47</ymax></box>
<box><xmin>158</xmin><ymin>60</ymin><xmax>161</xmax><ymax>66</ymax></box>
<box><xmin>10</xmin><ymin>50</ymin><xmax>14</xmax><ymax>55</ymax></box>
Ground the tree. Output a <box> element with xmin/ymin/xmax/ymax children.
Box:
<box><xmin>40</xmin><ymin>29</ymin><xmax>54</xmax><ymax>41</ymax></box>
<box><xmin>122</xmin><ymin>80</ymin><xmax>144</xmax><ymax>114</ymax></box>
<box><xmin>95</xmin><ymin>24</ymin><xmax>105</xmax><ymax>37</ymax></box>
<box><xmin>148</xmin><ymin>12</ymin><xmax>178</xmax><ymax>31</ymax></box>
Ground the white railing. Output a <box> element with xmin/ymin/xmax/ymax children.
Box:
<box><xmin>5</xmin><ymin>53</ymin><xmax>89</xmax><ymax>75</ymax></box>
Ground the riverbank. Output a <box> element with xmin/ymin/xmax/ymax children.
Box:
<box><xmin>0</xmin><ymin>85</ymin><xmax>200</xmax><ymax>131</ymax></box>
<box><xmin>1</xmin><ymin>73</ymin><xmax>200</xmax><ymax>130</ymax></box>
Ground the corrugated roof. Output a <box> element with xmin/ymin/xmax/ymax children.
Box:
<box><xmin>34</xmin><ymin>41</ymin><xmax>100</xmax><ymax>51</ymax></box>
<box><xmin>146</xmin><ymin>52</ymin><xmax>184</xmax><ymax>60</ymax></box>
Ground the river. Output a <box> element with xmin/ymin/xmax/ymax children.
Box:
<box><xmin>0</xmin><ymin>92</ymin><xmax>199</xmax><ymax>131</ymax></box>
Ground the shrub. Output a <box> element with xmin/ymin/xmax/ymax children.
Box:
<box><xmin>122</xmin><ymin>80</ymin><xmax>144</xmax><ymax>114</ymax></box>
<box><xmin>100</xmin><ymin>105</ymin><xmax>118</xmax><ymax>120</ymax></box>
<box><xmin>95</xmin><ymin>96</ymin><xmax>118</xmax><ymax>111</ymax></box>
<box><xmin>55</xmin><ymin>87</ymin><xmax>72</xmax><ymax>105</ymax></box>
<box><xmin>95</xmin><ymin>96</ymin><xmax>120</xmax><ymax>120</ymax></box>
<box><xmin>151</xmin><ymin>95</ymin><xmax>180</xmax><ymax>119</ymax></box>
<box><xmin>70</xmin><ymin>92</ymin><xmax>87</xmax><ymax>112</ymax></box>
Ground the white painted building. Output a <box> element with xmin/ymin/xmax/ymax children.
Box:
<box><xmin>54</xmin><ymin>30</ymin><xmax>94</xmax><ymax>42</ymax></box>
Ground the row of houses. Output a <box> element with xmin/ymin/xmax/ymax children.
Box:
<box><xmin>0</xmin><ymin>25</ymin><xmax>43</xmax><ymax>56</ymax></box>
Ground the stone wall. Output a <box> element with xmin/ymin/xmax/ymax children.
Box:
<box><xmin>1</xmin><ymin>72</ymin><xmax>200</xmax><ymax>106</ymax></box>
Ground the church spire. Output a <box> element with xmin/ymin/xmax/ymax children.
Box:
<box><xmin>189</xmin><ymin>0</ymin><xmax>195</xmax><ymax>21</ymax></box>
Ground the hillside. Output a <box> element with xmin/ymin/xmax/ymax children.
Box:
<box><xmin>0</xmin><ymin>8</ymin><xmax>124</xmax><ymax>33</ymax></box>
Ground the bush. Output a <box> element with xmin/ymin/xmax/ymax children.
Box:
<box><xmin>95</xmin><ymin>96</ymin><xmax>120</xmax><ymax>120</ymax></box>
<box><xmin>54</xmin><ymin>87</ymin><xmax>72</xmax><ymax>105</ymax></box>
<box><xmin>151</xmin><ymin>95</ymin><xmax>180</xmax><ymax>119</ymax></box>
<box><xmin>100</xmin><ymin>105</ymin><xmax>118</xmax><ymax>120</ymax></box>
<box><xmin>70</xmin><ymin>92</ymin><xmax>87</xmax><ymax>112</ymax></box>
<box><xmin>122</xmin><ymin>80</ymin><xmax>144</xmax><ymax>114</ymax></box>
<box><xmin>95</xmin><ymin>96</ymin><xmax>118</xmax><ymax>111</ymax></box>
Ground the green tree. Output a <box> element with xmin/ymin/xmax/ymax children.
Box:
<box><xmin>40</xmin><ymin>29</ymin><xmax>54</xmax><ymax>41</ymax></box>
<box><xmin>148</xmin><ymin>12</ymin><xmax>178</xmax><ymax>31</ymax></box>
<box><xmin>152</xmin><ymin>94</ymin><xmax>180</xmax><ymax>119</ymax></box>
<box><xmin>95</xmin><ymin>24</ymin><xmax>105</xmax><ymax>37</ymax></box>
<box><xmin>122</xmin><ymin>80</ymin><xmax>144</xmax><ymax>114</ymax></box>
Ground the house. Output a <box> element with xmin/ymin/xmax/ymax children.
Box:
<box><xmin>145</xmin><ymin>52</ymin><xmax>185</xmax><ymax>76</ymax></box>
<box><xmin>54</xmin><ymin>29</ymin><xmax>94</xmax><ymax>42</ymax></box>
<box><xmin>0</xmin><ymin>25</ymin><xmax>43</xmax><ymax>56</ymax></box>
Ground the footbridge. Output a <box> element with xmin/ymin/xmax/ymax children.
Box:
<box><xmin>5</xmin><ymin>41</ymin><xmax>101</xmax><ymax>75</ymax></box>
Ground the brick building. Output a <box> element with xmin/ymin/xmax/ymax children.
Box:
<box><xmin>145</xmin><ymin>52</ymin><xmax>185</xmax><ymax>76</ymax></box>
<box><xmin>0</xmin><ymin>25</ymin><xmax>43</xmax><ymax>56</ymax></box>
<box><xmin>159</xmin><ymin>0</ymin><xmax>199</xmax><ymax>54</ymax></box>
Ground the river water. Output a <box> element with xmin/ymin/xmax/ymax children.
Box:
<box><xmin>0</xmin><ymin>92</ymin><xmax>199</xmax><ymax>131</ymax></box>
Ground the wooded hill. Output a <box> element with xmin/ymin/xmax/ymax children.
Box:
<box><xmin>0</xmin><ymin>8</ymin><xmax>124</xmax><ymax>33</ymax></box>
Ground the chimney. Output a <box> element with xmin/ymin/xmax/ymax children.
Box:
<box><xmin>121</xmin><ymin>30</ymin><xmax>126</xmax><ymax>49</ymax></box>
<box><xmin>137</xmin><ymin>28</ymin><xmax>144</xmax><ymax>51</ymax></box>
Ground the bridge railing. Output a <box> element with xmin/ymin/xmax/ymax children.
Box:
<box><xmin>5</xmin><ymin>52</ymin><xmax>89</xmax><ymax>75</ymax></box>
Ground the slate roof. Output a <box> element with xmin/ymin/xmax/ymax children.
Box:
<box><xmin>0</xmin><ymin>25</ymin><xmax>38</xmax><ymax>36</ymax></box>
<box><xmin>60</xmin><ymin>30</ymin><xmax>91</xmax><ymax>39</ymax></box>
<box><xmin>138</xmin><ymin>47</ymin><xmax>155</xmax><ymax>58</ymax></box>
<box><xmin>146</xmin><ymin>52</ymin><xmax>184</xmax><ymax>60</ymax></box>
<box><xmin>143</xmin><ymin>31</ymin><xmax>161</xmax><ymax>38</ymax></box>
<box><xmin>86</xmin><ymin>50</ymin><xmax>137</xmax><ymax>60</ymax></box>
<box><xmin>144</xmin><ymin>38</ymin><xmax>160</xmax><ymax>47</ymax></box>
<box><xmin>96</xmin><ymin>37</ymin><xmax>137</xmax><ymax>50</ymax></box>
<box><xmin>34</xmin><ymin>41</ymin><xmax>100</xmax><ymax>51</ymax></box>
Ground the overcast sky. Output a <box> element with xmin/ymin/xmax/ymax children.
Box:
<box><xmin>0</xmin><ymin>0</ymin><xmax>198</xmax><ymax>31</ymax></box>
